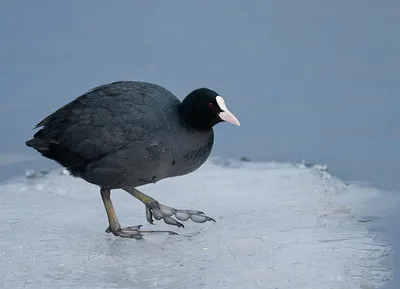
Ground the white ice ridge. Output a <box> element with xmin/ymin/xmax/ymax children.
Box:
<box><xmin>0</xmin><ymin>159</ymin><xmax>395</xmax><ymax>289</ymax></box>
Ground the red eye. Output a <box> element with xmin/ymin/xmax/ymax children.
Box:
<box><xmin>208</xmin><ymin>103</ymin><xmax>214</xmax><ymax>108</ymax></box>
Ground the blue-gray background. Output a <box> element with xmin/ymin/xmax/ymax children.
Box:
<box><xmin>1</xmin><ymin>0</ymin><xmax>399</xmax><ymax>192</ymax></box>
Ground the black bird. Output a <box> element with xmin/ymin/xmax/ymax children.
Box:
<box><xmin>26</xmin><ymin>81</ymin><xmax>240</xmax><ymax>238</ymax></box>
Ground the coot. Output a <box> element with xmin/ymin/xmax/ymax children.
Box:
<box><xmin>26</xmin><ymin>81</ymin><xmax>240</xmax><ymax>238</ymax></box>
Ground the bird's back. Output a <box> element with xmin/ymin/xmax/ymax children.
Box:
<box><xmin>26</xmin><ymin>81</ymin><xmax>180</xmax><ymax>174</ymax></box>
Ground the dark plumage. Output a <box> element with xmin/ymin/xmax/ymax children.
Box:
<box><xmin>26</xmin><ymin>80</ymin><xmax>240</xmax><ymax>238</ymax></box>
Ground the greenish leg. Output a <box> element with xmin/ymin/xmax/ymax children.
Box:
<box><xmin>100</xmin><ymin>188</ymin><xmax>177</xmax><ymax>239</ymax></box>
<box><xmin>123</xmin><ymin>187</ymin><xmax>216</xmax><ymax>228</ymax></box>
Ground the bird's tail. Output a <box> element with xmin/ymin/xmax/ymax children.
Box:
<box><xmin>25</xmin><ymin>132</ymin><xmax>86</xmax><ymax>176</ymax></box>
<box><xmin>25</xmin><ymin>138</ymin><xmax>52</xmax><ymax>151</ymax></box>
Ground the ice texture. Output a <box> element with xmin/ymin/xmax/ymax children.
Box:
<box><xmin>0</xmin><ymin>160</ymin><xmax>395</xmax><ymax>289</ymax></box>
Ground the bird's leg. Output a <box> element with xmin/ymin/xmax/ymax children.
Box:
<box><xmin>123</xmin><ymin>187</ymin><xmax>216</xmax><ymax>228</ymax></box>
<box><xmin>100</xmin><ymin>188</ymin><xmax>177</xmax><ymax>239</ymax></box>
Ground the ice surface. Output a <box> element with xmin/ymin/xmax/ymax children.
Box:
<box><xmin>0</xmin><ymin>159</ymin><xmax>395</xmax><ymax>289</ymax></box>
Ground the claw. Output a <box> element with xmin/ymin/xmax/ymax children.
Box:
<box><xmin>190</xmin><ymin>214</ymin><xmax>209</xmax><ymax>223</ymax></box>
<box><xmin>190</xmin><ymin>214</ymin><xmax>216</xmax><ymax>223</ymax></box>
<box><xmin>146</xmin><ymin>207</ymin><xmax>154</xmax><ymax>224</ymax></box>
<box><xmin>163</xmin><ymin>216</ymin><xmax>184</xmax><ymax>228</ymax></box>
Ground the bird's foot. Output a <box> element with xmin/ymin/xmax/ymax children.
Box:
<box><xmin>145</xmin><ymin>202</ymin><xmax>216</xmax><ymax>228</ymax></box>
<box><xmin>105</xmin><ymin>225</ymin><xmax>178</xmax><ymax>239</ymax></box>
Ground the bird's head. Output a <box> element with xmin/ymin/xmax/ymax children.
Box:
<box><xmin>179</xmin><ymin>88</ymin><xmax>241</xmax><ymax>130</ymax></box>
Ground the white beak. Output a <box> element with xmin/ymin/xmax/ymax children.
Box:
<box><xmin>216</xmin><ymin>96</ymin><xmax>241</xmax><ymax>126</ymax></box>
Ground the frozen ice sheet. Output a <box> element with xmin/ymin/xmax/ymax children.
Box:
<box><xmin>0</xmin><ymin>160</ymin><xmax>395</xmax><ymax>289</ymax></box>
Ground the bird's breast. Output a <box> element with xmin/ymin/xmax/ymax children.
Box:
<box><xmin>167</xmin><ymin>130</ymin><xmax>214</xmax><ymax>177</ymax></box>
